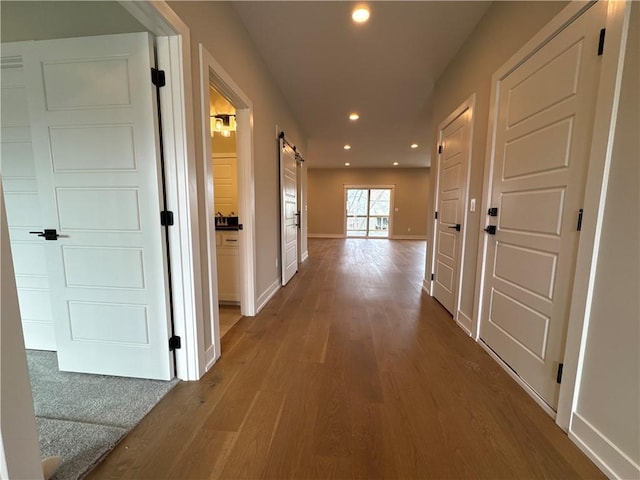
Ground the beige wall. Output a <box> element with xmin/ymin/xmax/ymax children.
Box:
<box><xmin>574</xmin><ymin>2</ymin><xmax>639</xmax><ymax>473</ymax></box>
<box><xmin>426</xmin><ymin>1</ymin><xmax>568</xmax><ymax>318</ymax></box>
<box><xmin>308</xmin><ymin>168</ymin><xmax>429</xmax><ymax>238</ymax></box>
<box><xmin>0</xmin><ymin>1</ymin><xmax>146</xmax><ymax>41</ymax></box>
<box><xmin>167</xmin><ymin>2</ymin><xmax>307</xmax><ymax>305</ymax></box>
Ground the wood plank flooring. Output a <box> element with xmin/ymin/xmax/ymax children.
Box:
<box><xmin>88</xmin><ymin>239</ymin><xmax>604</xmax><ymax>480</ymax></box>
<box><xmin>219</xmin><ymin>305</ymin><xmax>242</xmax><ymax>338</ymax></box>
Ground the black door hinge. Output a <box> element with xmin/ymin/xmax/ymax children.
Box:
<box><xmin>169</xmin><ymin>335</ymin><xmax>181</xmax><ymax>351</ymax></box>
<box><xmin>438</xmin><ymin>145</ymin><xmax>443</xmax><ymax>154</ymax></box>
<box><xmin>160</xmin><ymin>210</ymin><xmax>174</xmax><ymax>226</ymax></box>
<box><xmin>598</xmin><ymin>28</ymin><xmax>606</xmax><ymax>56</ymax></box>
<box><xmin>556</xmin><ymin>363</ymin><xmax>564</xmax><ymax>384</ymax></box>
<box><xmin>431</xmin><ymin>273</ymin><xmax>434</xmax><ymax>281</ymax></box>
<box><xmin>435</xmin><ymin>211</ymin><xmax>438</xmax><ymax>219</ymax></box>
<box><xmin>151</xmin><ymin>67</ymin><xmax>166</xmax><ymax>87</ymax></box>
<box><xmin>577</xmin><ymin>208</ymin><xmax>584</xmax><ymax>231</ymax></box>
<box><xmin>484</xmin><ymin>225</ymin><xmax>497</xmax><ymax>235</ymax></box>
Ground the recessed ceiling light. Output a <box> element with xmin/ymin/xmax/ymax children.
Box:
<box><xmin>344</xmin><ymin>144</ymin><xmax>351</xmax><ymax>150</ymax></box>
<box><xmin>352</xmin><ymin>6</ymin><xmax>370</xmax><ymax>23</ymax></box>
<box><xmin>411</xmin><ymin>143</ymin><xmax>418</xmax><ymax>149</ymax></box>
<box><xmin>349</xmin><ymin>113</ymin><xmax>360</xmax><ymax>121</ymax></box>
<box><xmin>345</xmin><ymin>162</ymin><xmax>351</xmax><ymax>166</ymax></box>
<box><xmin>393</xmin><ymin>162</ymin><xmax>399</xmax><ymax>166</ymax></box>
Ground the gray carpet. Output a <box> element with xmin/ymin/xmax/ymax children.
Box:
<box><xmin>27</xmin><ymin>350</ymin><xmax>179</xmax><ymax>480</ymax></box>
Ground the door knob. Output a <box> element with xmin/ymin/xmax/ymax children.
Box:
<box><xmin>29</xmin><ymin>229</ymin><xmax>59</xmax><ymax>241</ymax></box>
<box><xmin>448</xmin><ymin>224</ymin><xmax>461</xmax><ymax>232</ymax></box>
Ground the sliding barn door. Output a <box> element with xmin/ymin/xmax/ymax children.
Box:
<box><xmin>280</xmin><ymin>138</ymin><xmax>298</xmax><ymax>286</ymax></box>
<box><xmin>23</xmin><ymin>33</ymin><xmax>174</xmax><ymax>380</ymax></box>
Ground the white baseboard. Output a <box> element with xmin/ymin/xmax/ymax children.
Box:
<box><xmin>455</xmin><ymin>310</ymin><xmax>473</xmax><ymax>336</ymax></box>
<box><xmin>570</xmin><ymin>412</ymin><xmax>639</xmax><ymax>480</ymax></box>
<box><xmin>390</xmin><ymin>234</ymin><xmax>427</xmax><ymax>240</ymax></box>
<box><xmin>479</xmin><ymin>340</ymin><xmax>556</xmax><ymax>418</ymax></box>
<box><xmin>301</xmin><ymin>250</ymin><xmax>309</xmax><ymax>262</ymax></box>
<box><xmin>307</xmin><ymin>233</ymin><xmax>345</xmax><ymax>238</ymax></box>
<box><xmin>422</xmin><ymin>278</ymin><xmax>431</xmax><ymax>295</ymax></box>
<box><xmin>256</xmin><ymin>278</ymin><xmax>280</xmax><ymax>313</ymax></box>
<box><xmin>204</xmin><ymin>345</ymin><xmax>219</xmax><ymax>373</ymax></box>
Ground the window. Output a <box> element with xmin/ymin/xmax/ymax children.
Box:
<box><xmin>345</xmin><ymin>188</ymin><xmax>392</xmax><ymax>238</ymax></box>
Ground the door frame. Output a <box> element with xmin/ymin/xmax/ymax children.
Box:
<box><xmin>120</xmin><ymin>1</ymin><xmax>203</xmax><ymax>381</ymax></box>
<box><xmin>428</xmin><ymin>94</ymin><xmax>475</xmax><ymax>332</ymax></box>
<box><xmin>472</xmin><ymin>0</ymin><xmax>631</xmax><ymax>431</ymax></box>
<box><xmin>199</xmin><ymin>44</ymin><xmax>257</xmax><ymax>370</ymax></box>
<box><xmin>343</xmin><ymin>185</ymin><xmax>395</xmax><ymax>238</ymax></box>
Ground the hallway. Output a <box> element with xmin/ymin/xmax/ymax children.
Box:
<box><xmin>89</xmin><ymin>239</ymin><xmax>603</xmax><ymax>479</ymax></box>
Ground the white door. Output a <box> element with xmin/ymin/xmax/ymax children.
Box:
<box><xmin>479</xmin><ymin>2</ymin><xmax>605</xmax><ymax>408</ymax></box>
<box><xmin>23</xmin><ymin>33</ymin><xmax>173</xmax><ymax>380</ymax></box>
<box><xmin>280</xmin><ymin>139</ymin><xmax>298</xmax><ymax>285</ymax></box>
<box><xmin>0</xmin><ymin>46</ymin><xmax>56</xmax><ymax>350</ymax></box>
<box><xmin>432</xmin><ymin>107</ymin><xmax>472</xmax><ymax>314</ymax></box>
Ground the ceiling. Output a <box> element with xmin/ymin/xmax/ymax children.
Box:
<box><xmin>232</xmin><ymin>1</ymin><xmax>491</xmax><ymax>168</ymax></box>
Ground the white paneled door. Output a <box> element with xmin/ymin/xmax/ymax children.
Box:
<box><xmin>23</xmin><ymin>33</ymin><xmax>173</xmax><ymax>380</ymax></box>
<box><xmin>480</xmin><ymin>2</ymin><xmax>605</xmax><ymax>408</ymax></box>
<box><xmin>433</xmin><ymin>107</ymin><xmax>472</xmax><ymax>314</ymax></box>
<box><xmin>1</xmin><ymin>48</ymin><xmax>56</xmax><ymax>350</ymax></box>
<box><xmin>280</xmin><ymin>139</ymin><xmax>298</xmax><ymax>286</ymax></box>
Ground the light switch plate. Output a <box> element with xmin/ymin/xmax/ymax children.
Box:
<box><xmin>470</xmin><ymin>198</ymin><xmax>476</xmax><ymax>212</ymax></box>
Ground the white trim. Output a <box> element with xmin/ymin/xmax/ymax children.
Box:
<box><xmin>308</xmin><ymin>233</ymin><xmax>346</xmax><ymax>239</ymax></box>
<box><xmin>199</xmin><ymin>45</ymin><xmax>221</xmax><ymax>369</ymax></box>
<box><xmin>199</xmin><ymin>44</ymin><xmax>258</xmax><ymax>371</ymax></box>
<box><xmin>455</xmin><ymin>310</ymin><xmax>473</xmax><ymax>336</ymax></box>
<box><xmin>301</xmin><ymin>250</ymin><xmax>309</xmax><ymax>262</ymax></box>
<box><xmin>422</xmin><ymin>278</ymin><xmax>431</xmax><ymax>295</ymax></box>
<box><xmin>121</xmin><ymin>1</ymin><xmax>203</xmax><ymax>382</ymax></box>
<box><xmin>429</xmin><ymin>94</ymin><xmax>475</xmax><ymax>318</ymax></box>
<box><xmin>557</xmin><ymin>0</ymin><xmax>632</xmax><ymax>432</ymax></box>
<box><xmin>256</xmin><ymin>279</ymin><xmax>281</xmax><ymax>313</ymax></box>
<box><xmin>479</xmin><ymin>341</ymin><xmax>556</xmax><ymax>418</ymax></box>
<box><xmin>570</xmin><ymin>412</ymin><xmax>640</xmax><ymax>480</ymax></box>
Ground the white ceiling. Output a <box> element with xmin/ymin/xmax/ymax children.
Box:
<box><xmin>232</xmin><ymin>1</ymin><xmax>491</xmax><ymax>168</ymax></box>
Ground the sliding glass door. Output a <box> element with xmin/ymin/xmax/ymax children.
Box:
<box><xmin>345</xmin><ymin>188</ymin><xmax>392</xmax><ymax>238</ymax></box>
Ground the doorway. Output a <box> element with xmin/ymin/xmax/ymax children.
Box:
<box><xmin>199</xmin><ymin>44</ymin><xmax>257</xmax><ymax>370</ymax></box>
<box><xmin>209</xmin><ymin>85</ymin><xmax>242</xmax><ymax>337</ymax></box>
<box><xmin>431</xmin><ymin>95</ymin><xmax>474</xmax><ymax>325</ymax></box>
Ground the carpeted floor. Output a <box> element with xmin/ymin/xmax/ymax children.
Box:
<box><xmin>27</xmin><ymin>350</ymin><xmax>179</xmax><ymax>480</ymax></box>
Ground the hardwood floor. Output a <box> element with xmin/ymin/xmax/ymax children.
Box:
<box><xmin>219</xmin><ymin>305</ymin><xmax>242</xmax><ymax>338</ymax></box>
<box><xmin>88</xmin><ymin>239</ymin><xmax>604</xmax><ymax>479</ymax></box>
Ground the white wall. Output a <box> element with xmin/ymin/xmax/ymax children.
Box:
<box><xmin>570</xmin><ymin>4</ymin><xmax>639</xmax><ymax>478</ymax></box>
<box><xmin>0</xmin><ymin>181</ymin><xmax>43</xmax><ymax>480</ymax></box>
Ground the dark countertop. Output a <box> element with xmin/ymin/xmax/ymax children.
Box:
<box><xmin>215</xmin><ymin>225</ymin><xmax>240</xmax><ymax>231</ymax></box>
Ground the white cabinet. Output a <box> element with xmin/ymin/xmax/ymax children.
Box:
<box><xmin>216</xmin><ymin>231</ymin><xmax>240</xmax><ymax>302</ymax></box>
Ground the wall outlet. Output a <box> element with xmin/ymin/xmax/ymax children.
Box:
<box><xmin>408</xmin><ymin>227</ymin><xmax>412</xmax><ymax>232</ymax></box>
